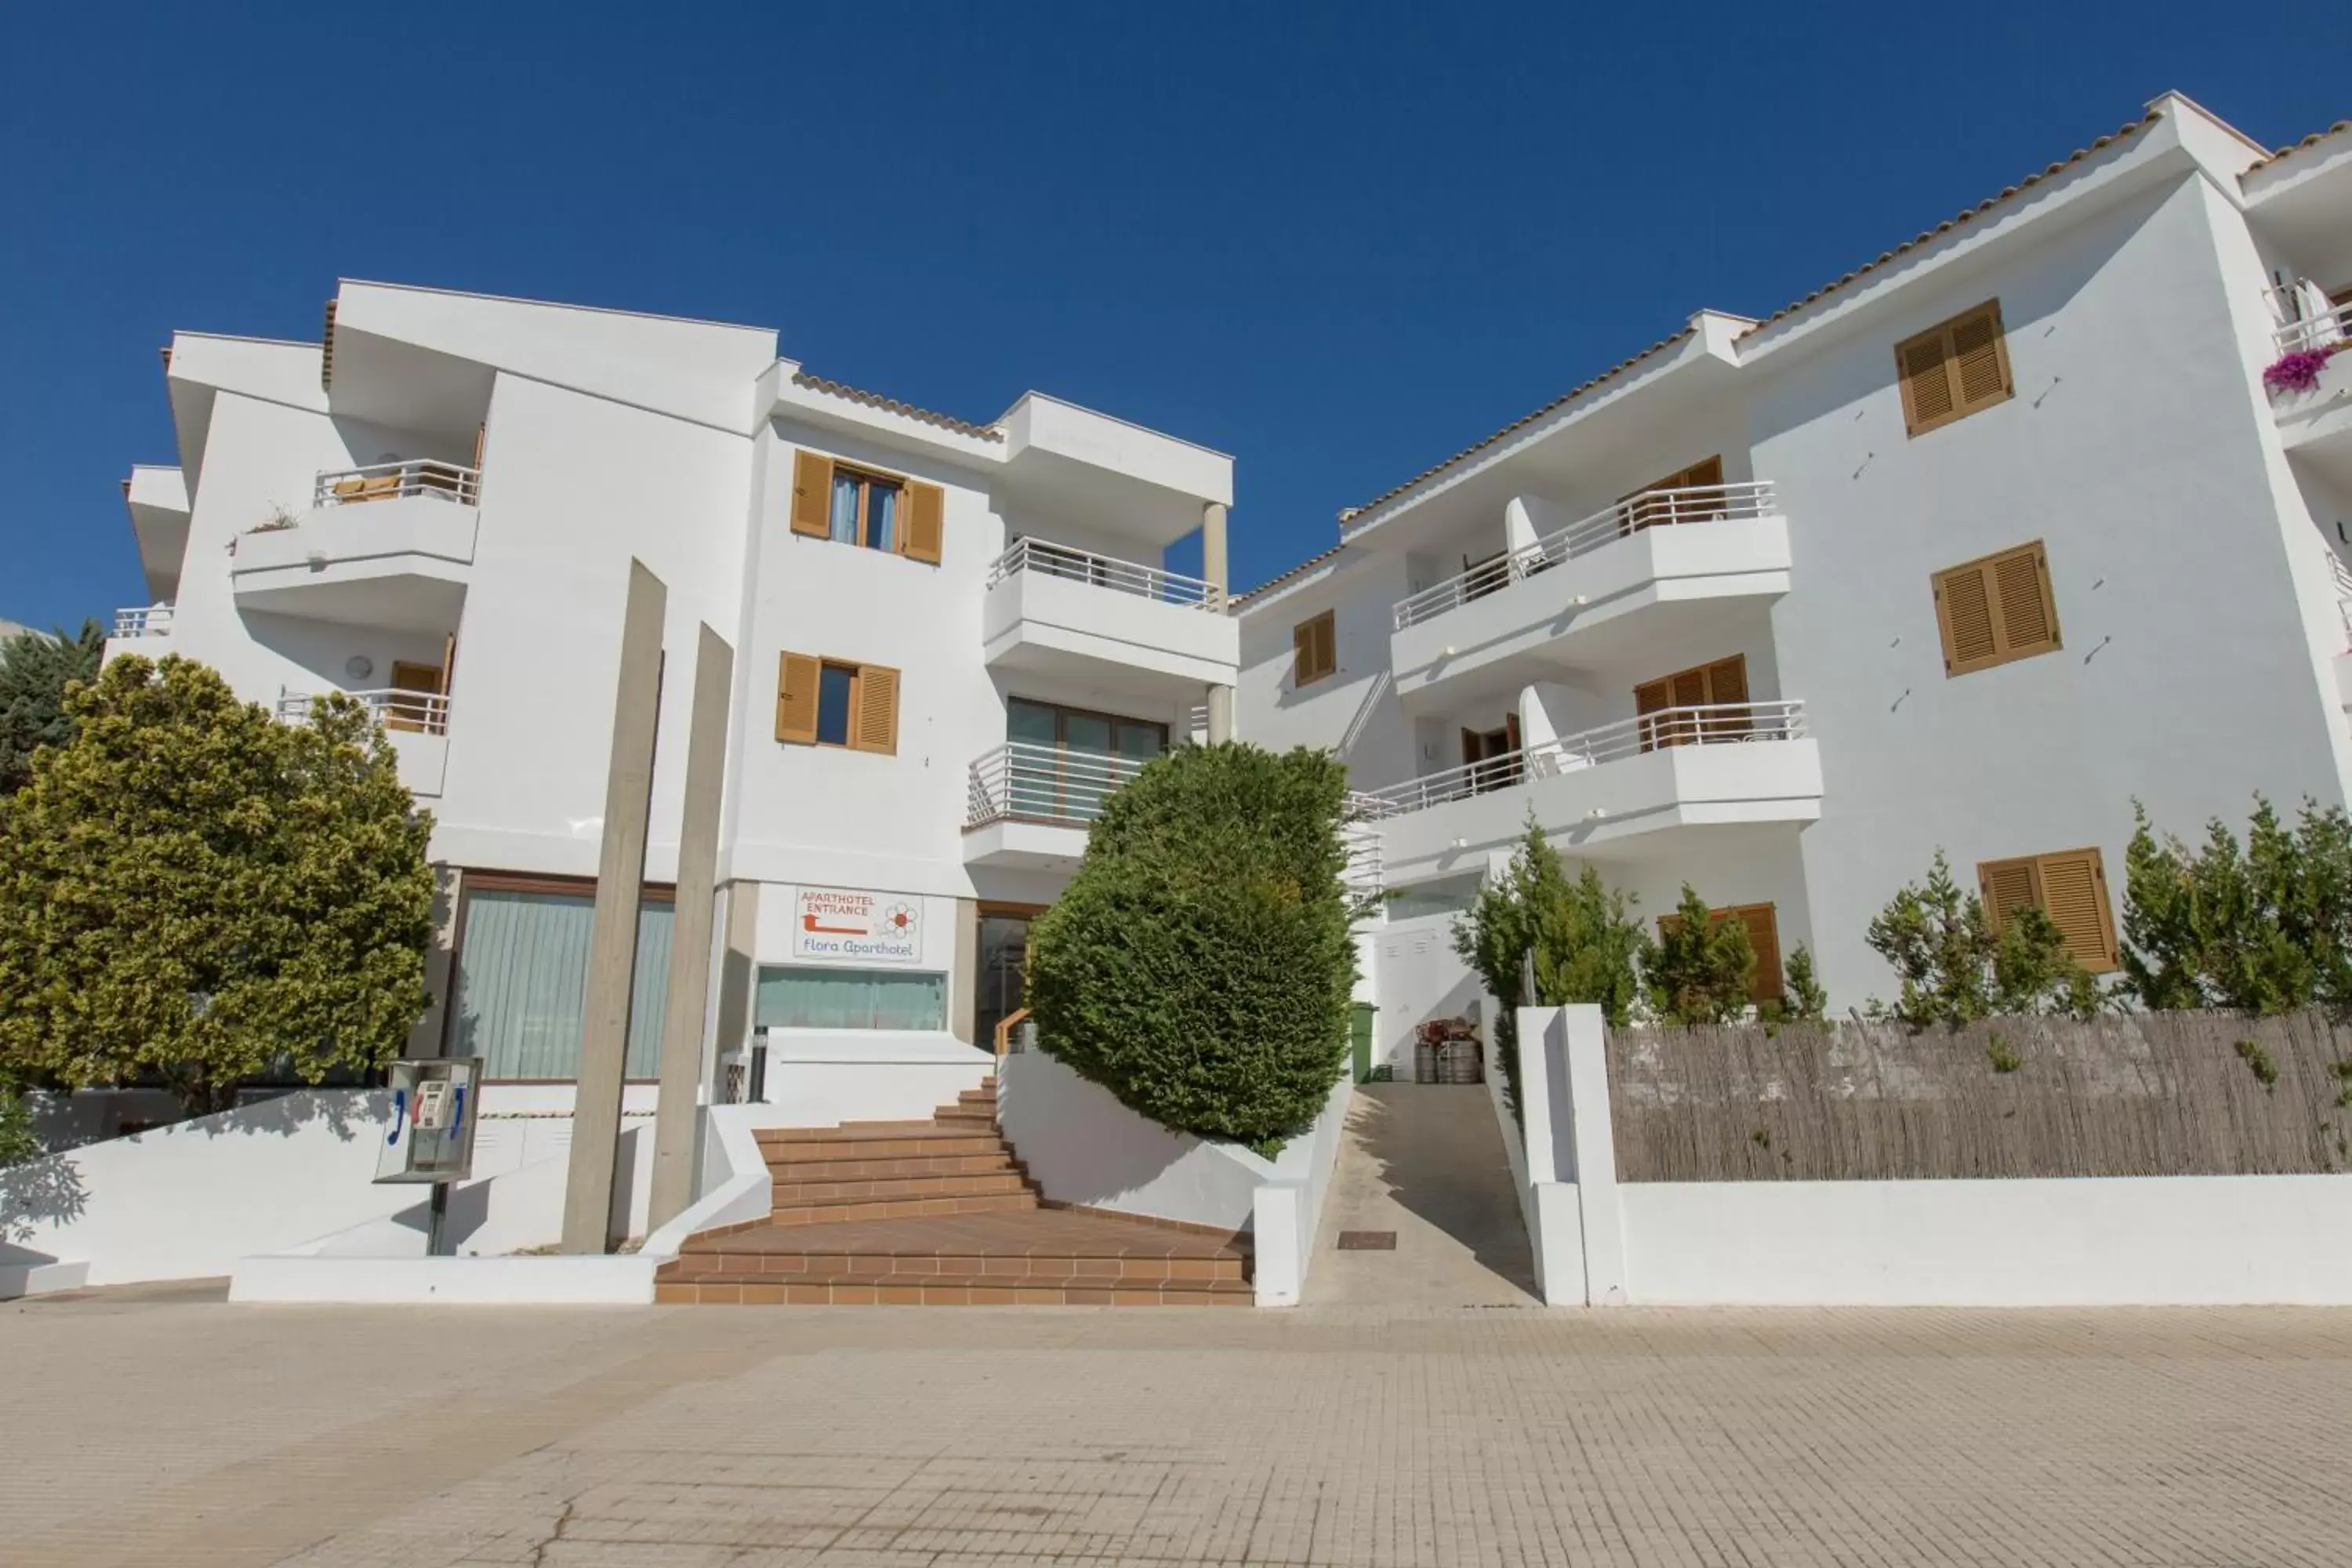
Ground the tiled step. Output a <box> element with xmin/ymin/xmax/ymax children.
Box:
<box><xmin>762</xmin><ymin>1149</ymin><xmax>1022</xmax><ymax>1184</ymax></box>
<box><xmin>655</xmin><ymin>1274</ymin><xmax>1252</xmax><ymax>1307</ymax></box>
<box><xmin>771</xmin><ymin>1169</ymin><xmax>1033</xmax><ymax>1206</ymax></box>
<box><xmin>764</xmin><ymin>1191</ymin><xmax>1039</xmax><ymax>1226</ymax></box>
<box><xmin>754</xmin><ymin>1128</ymin><xmax>1005</xmax><ymax>1162</ymax></box>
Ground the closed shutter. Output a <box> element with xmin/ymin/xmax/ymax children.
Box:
<box><xmin>1316</xmin><ymin>613</ymin><xmax>1337</xmax><ymax>678</ymax></box>
<box><xmin>1934</xmin><ymin>541</ymin><xmax>2059</xmax><ymax>677</ymax></box>
<box><xmin>1635</xmin><ymin>677</ymin><xmax>1671</xmax><ymax>752</ymax></box>
<box><xmin>902</xmin><ymin>481</ymin><xmax>946</xmax><ymax>564</ymax></box>
<box><xmin>1704</xmin><ymin>655</ymin><xmax>1749</xmax><ymax>739</ymax></box>
<box><xmin>853</xmin><ymin>663</ymin><xmax>900</xmax><ymax>755</ymax></box>
<box><xmin>1294</xmin><ymin>612</ymin><xmax>1335</xmax><ymax>685</ymax></box>
<box><xmin>1977</xmin><ymin>857</ymin><xmax>2043</xmax><ymax>937</ymax></box>
<box><xmin>789</xmin><ymin>452</ymin><xmax>833</xmax><ymax>539</ymax></box>
<box><xmin>775</xmin><ymin>652</ymin><xmax>820</xmax><ymax>743</ymax></box>
<box><xmin>472</xmin><ymin>422</ymin><xmax>487</xmax><ymax>471</ymax></box>
<box><xmin>1895</xmin><ymin>300</ymin><xmax>2013</xmax><ymax>437</ymax></box>
<box><xmin>2033</xmin><ymin>849</ymin><xmax>2117</xmax><ymax>971</ymax></box>
<box><xmin>1733</xmin><ymin>904</ymin><xmax>1782</xmax><ymax>1004</ymax></box>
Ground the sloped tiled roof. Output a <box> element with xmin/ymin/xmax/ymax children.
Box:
<box><xmin>2247</xmin><ymin>118</ymin><xmax>2352</xmax><ymax>175</ymax></box>
<box><xmin>1232</xmin><ymin>542</ymin><xmax>1348</xmax><ymax>609</ymax></box>
<box><xmin>1739</xmin><ymin>112</ymin><xmax>2160</xmax><ymax>337</ymax></box>
<box><xmin>789</xmin><ymin>370</ymin><xmax>1004</xmax><ymax>442</ymax></box>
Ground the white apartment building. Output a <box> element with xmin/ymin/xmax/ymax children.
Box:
<box><xmin>109</xmin><ymin>280</ymin><xmax>1236</xmax><ymax>1123</ymax></box>
<box><xmin>1235</xmin><ymin>93</ymin><xmax>2352</xmax><ymax>1047</ymax></box>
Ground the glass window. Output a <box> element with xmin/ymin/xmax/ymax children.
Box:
<box><xmin>448</xmin><ymin>888</ymin><xmax>674</xmax><ymax>1080</ymax></box>
<box><xmin>756</xmin><ymin>967</ymin><xmax>948</xmax><ymax>1031</ymax></box>
<box><xmin>866</xmin><ymin>480</ymin><xmax>898</xmax><ymax>553</ymax></box>
<box><xmin>827</xmin><ymin>470</ymin><xmax>860</xmax><ymax>545</ymax></box>
<box><xmin>816</xmin><ymin>664</ymin><xmax>855</xmax><ymax>746</ymax></box>
<box><xmin>824</xmin><ymin>468</ymin><xmax>902</xmax><ymax>551</ymax></box>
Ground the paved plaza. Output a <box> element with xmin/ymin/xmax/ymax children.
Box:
<box><xmin>3</xmin><ymin>1282</ymin><xmax>2349</xmax><ymax>1567</ymax></box>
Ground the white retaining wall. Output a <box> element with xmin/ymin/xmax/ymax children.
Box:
<box><xmin>1517</xmin><ymin>1004</ymin><xmax>2352</xmax><ymax>1308</ymax></box>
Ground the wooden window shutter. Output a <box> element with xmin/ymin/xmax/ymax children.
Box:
<box><xmin>1935</xmin><ymin>541</ymin><xmax>2058</xmax><ymax>677</ymax></box>
<box><xmin>901</xmin><ymin>481</ymin><xmax>946</xmax><ymax>564</ymax></box>
<box><xmin>471</xmin><ymin>422</ymin><xmax>487</xmax><ymax>471</ymax></box>
<box><xmin>852</xmin><ymin>663</ymin><xmax>900</xmax><ymax>755</ymax></box>
<box><xmin>1976</xmin><ymin>857</ymin><xmax>2043</xmax><ymax>937</ymax></box>
<box><xmin>1895</xmin><ymin>299</ymin><xmax>2013</xmax><ymax>437</ymax></box>
<box><xmin>775</xmin><ymin>652</ymin><xmax>820</xmax><ymax>743</ymax></box>
<box><xmin>1635</xmin><ymin>677</ymin><xmax>1671</xmax><ymax>752</ymax></box>
<box><xmin>2033</xmin><ymin>848</ymin><xmax>2117</xmax><ymax>971</ymax></box>
<box><xmin>789</xmin><ymin>452</ymin><xmax>833</xmax><ymax>538</ymax></box>
<box><xmin>1704</xmin><ymin>655</ymin><xmax>1749</xmax><ymax>736</ymax></box>
<box><xmin>1294</xmin><ymin>611</ymin><xmax>1335</xmax><ymax>685</ymax></box>
<box><xmin>1734</xmin><ymin>904</ymin><xmax>1782</xmax><ymax>1004</ymax></box>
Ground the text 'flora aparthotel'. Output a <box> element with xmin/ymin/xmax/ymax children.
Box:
<box><xmin>1235</xmin><ymin>93</ymin><xmax>2352</xmax><ymax>1047</ymax></box>
<box><xmin>111</xmin><ymin>281</ymin><xmax>1236</xmax><ymax>1123</ymax></box>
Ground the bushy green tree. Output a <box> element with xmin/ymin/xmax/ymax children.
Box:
<box><xmin>1453</xmin><ymin>816</ymin><xmax>1644</xmax><ymax>1112</ymax></box>
<box><xmin>0</xmin><ymin>619</ymin><xmax>104</xmax><ymax>793</ymax></box>
<box><xmin>2121</xmin><ymin>797</ymin><xmax>2352</xmax><ymax>1014</ymax></box>
<box><xmin>0</xmin><ymin>655</ymin><xmax>436</xmax><ymax>1116</ymax></box>
<box><xmin>1643</xmin><ymin>884</ymin><xmax>1756</xmax><ymax>1024</ymax></box>
<box><xmin>1774</xmin><ymin>944</ymin><xmax>1829</xmax><ymax>1022</ymax></box>
<box><xmin>1024</xmin><ymin>742</ymin><xmax>1356</xmax><ymax>1150</ymax></box>
<box><xmin>1865</xmin><ymin>849</ymin><xmax>2100</xmax><ymax>1027</ymax></box>
<box><xmin>0</xmin><ymin>1091</ymin><xmax>37</xmax><ymax>1167</ymax></box>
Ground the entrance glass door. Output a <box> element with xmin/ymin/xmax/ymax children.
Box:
<box><xmin>975</xmin><ymin>910</ymin><xmax>1033</xmax><ymax>1051</ymax></box>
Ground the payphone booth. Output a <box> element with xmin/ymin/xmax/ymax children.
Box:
<box><xmin>374</xmin><ymin>1058</ymin><xmax>482</xmax><ymax>1255</ymax></box>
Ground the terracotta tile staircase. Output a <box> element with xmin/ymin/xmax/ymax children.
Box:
<box><xmin>654</xmin><ymin>1077</ymin><xmax>1253</xmax><ymax>1306</ymax></box>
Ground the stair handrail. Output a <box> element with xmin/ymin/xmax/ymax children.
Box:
<box><xmin>993</xmin><ymin>1007</ymin><xmax>1033</xmax><ymax>1058</ymax></box>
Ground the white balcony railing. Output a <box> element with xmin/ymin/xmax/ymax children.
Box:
<box><xmin>276</xmin><ymin>688</ymin><xmax>450</xmax><ymax>737</ymax></box>
<box><xmin>2267</xmin><ymin>280</ymin><xmax>2350</xmax><ymax>356</ymax></box>
<box><xmin>1353</xmin><ymin>701</ymin><xmax>1808</xmax><ymax>818</ymax></box>
<box><xmin>112</xmin><ymin>604</ymin><xmax>174</xmax><ymax>637</ymax></box>
<box><xmin>985</xmin><ymin>537</ymin><xmax>1222</xmax><ymax>610</ymax></box>
<box><xmin>312</xmin><ymin>459</ymin><xmax>481</xmax><ymax>510</ymax></box>
<box><xmin>1392</xmin><ymin>481</ymin><xmax>1780</xmax><ymax>630</ymax></box>
<box><xmin>965</xmin><ymin>741</ymin><xmax>1152</xmax><ymax>828</ymax></box>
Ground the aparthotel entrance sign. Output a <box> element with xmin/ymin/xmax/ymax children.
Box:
<box><xmin>790</xmin><ymin>887</ymin><xmax>923</xmax><ymax>964</ymax></box>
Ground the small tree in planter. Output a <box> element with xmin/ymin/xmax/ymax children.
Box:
<box><xmin>1024</xmin><ymin>743</ymin><xmax>1356</xmax><ymax>1153</ymax></box>
<box><xmin>1643</xmin><ymin>884</ymin><xmax>1756</xmax><ymax>1024</ymax></box>
<box><xmin>0</xmin><ymin>655</ymin><xmax>436</xmax><ymax>1116</ymax></box>
<box><xmin>1864</xmin><ymin>849</ymin><xmax>2100</xmax><ymax>1027</ymax></box>
<box><xmin>2120</xmin><ymin>795</ymin><xmax>2352</xmax><ymax>1014</ymax></box>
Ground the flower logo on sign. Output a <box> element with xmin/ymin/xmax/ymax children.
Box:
<box><xmin>884</xmin><ymin>902</ymin><xmax>917</xmax><ymax>934</ymax></box>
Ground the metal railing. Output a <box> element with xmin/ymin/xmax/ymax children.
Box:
<box><xmin>1342</xmin><ymin>813</ymin><xmax>1384</xmax><ymax>896</ymax></box>
<box><xmin>1352</xmin><ymin>701</ymin><xmax>1808</xmax><ymax>818</ymax></box>
<box><xmin>111</xmin><ymin>604</ymin><xmax>174</xmax><ymax>637</ymax></box>
<box><xmin>1392</xmin><ymin>480</ymin><xmax>1780</xmax><ymax>630</ymax></box>
<box><xmin>2330</xmin><ymin>551</ymin><xmax>2352</xmax><ymax>651</ymax></box>
<box><xmin>965</xmin><ymin>740</ymin><xmax>1153</xmax><ymax>828</ymax></box>
<box><xmin>312</xmin><ymin>459</ymin><xmax>481</xmax><ymax>510</ymax></box>
<box><xmin>276</xmin><ymin>688</ymin><xmax>451</xmax><ymax>737</ymax></box>
<box><xmin>985</xmin><ymin>536</ymin><xmax>1222</xmax><ymax>609</ymax></box>
<box><xmin>2267</xmin><ymin>281</ymin><xmax>2351</xmax><ymax>355</ymax></box>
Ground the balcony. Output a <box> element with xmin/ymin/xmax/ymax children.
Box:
<box><xmin>982</xmin><ymin>538</ymin><xmax>1239</xmax><ymax>700</ymax></box>
<box><xmin>961</xmin><ymin>740</ymin><xmax>1149</xmax><ymax>869</ymax></box>
<box><xmin>1355</xmin><ymin>701</ymin><xmax>1821</xmax><ymax>884</ymax></box>
<box><xmin>2267</xmin><ymin>287</ymin><xmax>2352</xmax><ymax>461</ymax></box>
<box><xmin>230</xmin><ymin>461</ymin><xmax>479</xmax><ymax>631</ymax></box>
<box><xmin>277</xmin><ymin>688</ymin><xmax>450</xmax><ymax>798</ymax></box>
<box><xmin>1390</xmin><ymin>482</ymin><xmax>1790</xmax><ymax>707</ymax></box>
<box><xmin>111</xmin><ymin>604</ymin><xmax>174</xmax><ymax>641</ymax></box>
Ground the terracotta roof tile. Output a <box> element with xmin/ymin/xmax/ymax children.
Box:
<box><xmin>1739</xmin><ymin>112</ymin><xmax>2160</xmax><ymax>338</ymax></box>
<box><xmin>2248</xmin><ymin>119</ymin><xmax>2352</xmax><ymax>174</ymax></box>
<box><xmin>1342</xmin><ymin>325</ymin><xmax>1699</xmax><ymax>524</ymax></box>
<box><xmin>789</xmin><ymin>370</ymin><xmax>1004</xmax><ymax>442</ymax></box>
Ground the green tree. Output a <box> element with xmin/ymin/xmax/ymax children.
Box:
<box><xmin>1642</xmin><ymin>884</ymin><xmax>1756</xmax><ymax>1024</ymax></box>
<box><xmin>0</xmin><ymin>619</ymin><xmax>104</xmax><ymax>793</ymax></box>
<box><xmin>1865</xmin><ymin>849</ymin><xmax>2098</xmax><ymax>1027</ymax></box>
<box><xmin>1775</xmin><ymin>944</ymin><xmax>1829</xmax><ymax>1022</ymax></box>
<box><xmin>1452</xmin><ymin>816</ymin><xmax>1645</xmax><ymax>1112</ymax></box>
<box><xmin>0</xmin><ymin>655</ymin><xmax>436</xmax><ymax>1116</ymax></box>
<box><xmin>1024</xmin><ymin>742</ymin><xmax>1356</xmax><ymax>1151</ymax></box>
<box><xmin>2121</xmin><ymin>796</ymin><xmax>2352</xmax><ymax>1014</ymax></box>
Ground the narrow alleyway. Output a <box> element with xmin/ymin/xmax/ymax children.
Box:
<box><xmin>1305</xmin><ymin>1081</ymin><xmax>1539</xmax><ymax>1306</ymax></box>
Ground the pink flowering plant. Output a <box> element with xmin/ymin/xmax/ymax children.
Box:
<box><xmin>2264</xmin><ymin>347</ymin><xmax>2342</xmax><ymax>396</ymax></box>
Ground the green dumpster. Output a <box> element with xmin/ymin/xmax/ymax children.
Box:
<box><xmin>1348</xmin><ymin>1002</ymin><xmax>1378</xmax><ymax>1083</ymax></box>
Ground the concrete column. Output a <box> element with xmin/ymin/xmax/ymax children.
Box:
<box><xmin>1202</xmin><ymin>500</ymin><xmax>1235</xmax><ymax>743</ymax></box>
<box><xmin>949</xmin><ymin>897</ymin><xmax>979</xmax><ymax>1045</ymax></box>
<box><xmin>561</xmin><ymin>560</ymin><xmax>667</xmax><ymax>1255</ymax></box>
<box><xmin>708</xmin><ymin>881</ymin><xmax>761</xmax><ymax>1099</ymax></box>
<box><xmin>648</xmin><ymin>623</ymin><xmax>734</xmax><ymax>1232</ymax></box>
<box><xmin>1206</xmin><ymin>686</ymin><xmax>1234</xmax><ymax>744</ymax></box>
<box><xmin>405</xmin><ymin>865</ymin><xmax>464</xmax><ymax>1058</ymax></box>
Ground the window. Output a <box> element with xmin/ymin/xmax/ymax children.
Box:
<box><xmin>1657</xmin><ymin>902</ymin><xmax>1784</xmax><ymax>1004</ymax></box>
<box><xmin>1977</xmin><ymin>848</ymin><xmax>2118</xmax><ymax>972</ymax></box>
<box><xmin>1618</xmin><ymin>455</ymin><xmax>1726</xmax><ymax>532</ymax></box>
<box><xmin>776</xmin><ymin>652</ymin><xmax>899</xmax><ymax>754</ymax></box>
<box><xmin>788</xmin><ymin>450</ymin><xmax>945</xmax><ymax>564</ymax></box>
<box><xmin>1634</xmin><ymin>655</ymin><xmax>1749</xmax><ymax>750</ymax></box>
<box><xmin>1006</xmin><ymin>698</ymin><xmax>1167</xmax><ymax>819</ymax></box>
<box><xmin>1461</xmin><ymin>714</ymin><xmax>1522</xmax><ymax>793</ymax></box>
<box><xmin>1894</xmin><ymin>300</ymin><xmax>2013</xmax><ymax>437</ymax></box>
<box><xmin>756</xmin><ymin>966</ymin><xmax>949</xmax><ymax>1031</ymax></box>
<box><xmin>1294</xmin><ymin>609</ymin><xmax>1337</xmax><ymax>686</ymax></box>
<box><xmin>386</xmin><ymin>660</ymin><xmax>445</xmax><ymax>734</ymax></box>
<box><xmin>1933</xmin><ymin>541</ymin><xmax>2059</xmax><ymax>677</ymax></box>
<box><xmin>446</xmin><ymin>880</ymin><xmax>675</xmax><ymax>1080</ymax></box>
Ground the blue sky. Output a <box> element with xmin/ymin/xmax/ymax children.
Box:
<box><xmin>3</xmin><ymin>2</ymin><xmax>2346</xmax><ymax>628</ymax></box>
